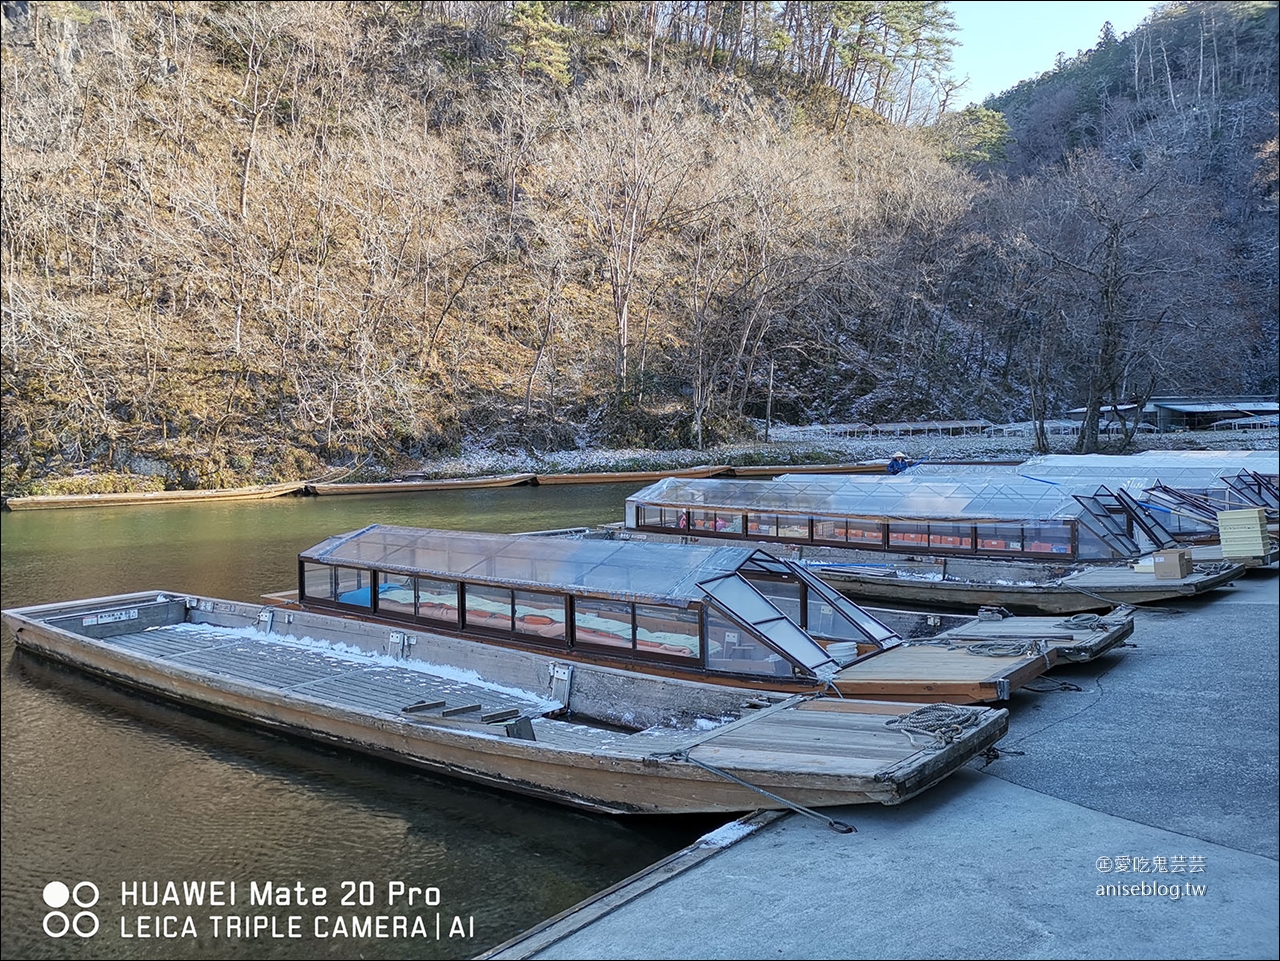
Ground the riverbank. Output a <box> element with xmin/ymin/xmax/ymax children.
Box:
<box><xmin>396</xmin><ymin>427</ymin><xmax>1280</xmax><ymax>482</ymax></box>
<box><xmin>6</xmin><ymin>428</ymin><xmax>1275</xmax><ymax>503</ymax></box>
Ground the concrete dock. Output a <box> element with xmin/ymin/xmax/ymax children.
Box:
<box><xmin>485</xmin><ymin>568</ymin><xmax>1279</xmax><ymax>960</ymax></box>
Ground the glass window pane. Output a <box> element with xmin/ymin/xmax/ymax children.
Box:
<box><xmin>635</xmin><ymin>604</ymin><xmax>700</xmax><ymax>659</ymax></box>
<box><xmin>888</xmin><ymin>523</ymin><xmax>929</xmax><ymax>548</ymax></box>
<box><xmin>846</xmin><ymin>521</ymin><xmax>883</xmax><ymax>545</ymax></box>
<box><xmin>574</xmin><ymin>598</ymin><xmax>633</xmax><ymax>649</ymax></box>
<box><xmin>335</xmin><ymin>567</ymin><xmax>373</xmax><ymax>608</ymax></box>
<box><xmin>378</xmin><ymin>572</ymin><xmax>416</xmax><ymax>617</ymax></box>
<box><xmin>302</xmin><ymin>563</ymin><xmax>334</xmax><ymax>602</ymax></box>
<box><xmin>515</xmin><ymin>590</ymin><xmax>566</xmax><ymax>641</ymax></box>
<box><xmin>1024</xmin><ymin>522</ymin><xmax>1072</xmax><ymax>555</ymax></box>
<box><xmin>690</xmin><ymin>510</ymin><xmax>741</xmax><ymax>534</ymax></box>
<box><xmin>464</xmin><ymin>584</ymin><xmax>512</xmax><ymax>632</ymax></box>
<box><xmin>699</xmin><ymin>574</ymin><xmax>833</xmax><ymax>671</ymax></box>
<box><xmin>705</xmin><ymin>608</ymin><xmax>792</xmax><ymax>677</ymax></box>
<box><xmin>750</xmin><ymin>579</ymin><xmax>802</xmax><ymax>624</ymax></box>
<box><xmin>1077</xmin><ymin>525</ymin><xmax>1116</xmax><ymax>559</ymax></box>
<box><xmin>812</xmin><ymin>518</ymin><xmax>837</xmax><ymax>543</ymax></box>
<box><xmin>747</xmin><ymin>513</ymin><xmax>777</xmax><ymax>538</ymax></box>
<box><xmin>976</xmin><ymin>524</ymin><xmax>1022</xmax><ymax>552</ymax></box>
<box><xmin>642</xmin><ymin>506</ymin><xmax>686</xmax><ymax>529</ymax></box>
<box><xmin>928</xmin><ymin>523</ymin><xmax>973</xmax><ymax>550</ymax></box>
<box><xmin>717</xmin><ymin>512</ymin><xmax>743</xmax><ymax>534</ymax></box>
<box><xmin>778</xmin><ymin>516</ymin><xmax>810</xmax><ymax>540</ymax></box>
<box><xmin>416</xmin><ymin>577</ymin><xmax>459</xmax><ymax>624</ymax></box>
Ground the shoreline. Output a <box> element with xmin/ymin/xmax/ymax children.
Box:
<box><xmin>4</xmin><ymin>428</ymin><xmax>1276</xmax><ymax>509</ymax></box>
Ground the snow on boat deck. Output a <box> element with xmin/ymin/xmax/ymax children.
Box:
<box><xmin>104</xmin><ymin>622</ymin><xmax>714</xmax><ymax>754</ymax></box>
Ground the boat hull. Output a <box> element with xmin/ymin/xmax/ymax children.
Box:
<box><xmin>813</xmin><ymin>562</ymin><xmax>1244</xmax><ymax>615</ymax></box>
<box><xmin>3</xmin><ymin>593</ymin><xmax>1007</xmax><ymax>815</ymax></box>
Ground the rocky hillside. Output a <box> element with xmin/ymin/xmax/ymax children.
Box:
<box><xmin>1</xmin><ymin>1</ymin><xmax>1275</xmax><ymax>493</ymax></box>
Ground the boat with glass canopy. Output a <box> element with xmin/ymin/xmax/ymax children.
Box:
<box><xmin>619</xmin><ymin>475</ymin><xmax>1249</xmax><ymax>613</ymax></box>
<box><xmin>284</xmin><ymin>526</ymin><xmax>1133</xmax><ymax>703</ymax></box>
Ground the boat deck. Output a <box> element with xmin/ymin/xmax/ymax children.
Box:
<box><xmin>110</xmin><ymin>624</ymin><xmax>556</xmax><ymax>725</ymax></box>
<box><xmin>60</xmin><ymin>621</ymin><xmax>775</xmax><ymax>759</ymax></box>
<box><xmin>1063</xmin><ymin>566</ymin><xmax>1234</xmax><ymax>589</ymax></box>
<box><xmin>937</xmin><ymin>611</ymin><xmax>1133</xmax><ymax>659</ymax></box>
<box><xmin>694</xmin><ymin>702</ymin><xmax>944</xmax><ymax>777</ymax></box>
<box><xmin>5</xmin><ymin>592</ymin><xmax>1011</xmax><ymax>813</ymax></box>
<box><xmin>830</xmin><ymin>611</ymin><xmax>1133</xmax><ymax>703</ymax></box>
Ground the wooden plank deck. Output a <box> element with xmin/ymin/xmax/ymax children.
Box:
<box><xmin>1065</xmin><ymin>567</ymin><xmax>1224</xmax><ymax>588</ymax></box>
<box><xmin>836</xmin><ymin>645</ymin><xmax>1043</xmax><ymax>683</ymax></box>
<box><xmin>830</xmin><ymin>607</ymin><xmax>1134</xmax><ymax>702</ymax></box>
<box><xmin>935</xmin><ymin>611</ymin><xmax>1133</xmax><ymax>661</ymax></box>
<box><xmin>109</xmin><ymin>625</ymin><xmax>552</xmax><ymax>722</ymax></box>
<box><xmin>101</xmin><ymin>622</ymin><xmax>723</xmax><ymax>757</ymax></box>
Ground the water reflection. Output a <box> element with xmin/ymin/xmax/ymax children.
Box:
<box><xmin>1</xmin><ymin>486</ymin><xmax>715</xmax><ymax>960</ymax></box>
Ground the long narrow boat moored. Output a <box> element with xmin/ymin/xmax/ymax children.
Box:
<box><xmin>276</xmin><ymin>525</ymin><xmax>1135</xmax><ymax>704</ymax></box>
<box><xmin>2</xmin><ymin>481</ymin><xmax>306</xmax><ymax>511</ymax></box>
<box><xmin>619</xmin><ymin>474</ymin><xmax>1259</xmax><ymax>613</ymax></box>
<box><xmin>2</xmin><ymin>592</ymin><xmax>1007</xmax><ymax>815</ymax></box>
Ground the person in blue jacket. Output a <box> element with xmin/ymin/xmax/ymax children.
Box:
<box><xmin>886</xmin><ymin>451</ymin><xmax>911</xmax><ymax>474</ymax></box>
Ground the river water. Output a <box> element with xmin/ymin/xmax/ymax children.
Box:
<box><xmin>1</xmin><ymin>485</ymin><xmax>721</xmax><ymax>960</ymax></box>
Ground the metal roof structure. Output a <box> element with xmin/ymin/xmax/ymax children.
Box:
<box><xmin>1213</xmin><ymin>415</ymin><xmax>1280</xmax><ymax>429</ymax></box>
<box><xmin>1149</xmin><ymin>401</ymin><xmax>1279</xmax><ymax>414</ymax></box>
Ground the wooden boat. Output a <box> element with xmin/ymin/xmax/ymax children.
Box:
<box><xmin>533</xmin><ymin>465</ymin><xmax>733</xmax><ymax>485</ymax></box>
<box><xmin>796</xmin><ymin>554</ymin><xmax>1246</xmax><ymax>615</ymax></box>
<box><xmin>612</xmin><ymin>507</ymin><xmax>1248</xmax><ymax>615</ymax></box>
<box><xmin>1</xmin><ymin>591</ymin><xmax>1007</xmax><ymax>815</ymax></box>
<box><xmin>2</xmin><ymin>481</ymin><xmax>305</xmax><ymax>511</ymax></box>
<box><xmin>278</xmin><ymin>526</ymin><xmax>1135</xmax><ymax>704</ymax></box>
<box><xmin>306</xmin><ymin>473</ymin><xmax>538</xmax><ymax>496</ymax></box>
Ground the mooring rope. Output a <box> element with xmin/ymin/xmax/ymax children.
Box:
<box><xmin>1022</xmin><ymin>679</ymin><xmax>1084</xmax><ymax>693</ymax></box>
<box><xmin>962</xmin><ymin>640</ymin><xmax>1046</xmax><ymax>658</ymax></box>
<box><xmin>1193</xmin><ymin>561</ymin><xmax>1234</xmax><ymax>575</ymax></box>
<box><xmin>884</xmin><ymin>703</ymin><xmax>984</xmax><ymax>750</ymax></box>
<box><xmin>1057</xmin><ymin>612</ymin><xmax>1105</xmax><ymax>630</ymax></box>
<box><xmin>904</xmin><ymin>638</ymin><xmax>1044</xmax><ymax>658</ymax></box>
<box><xmin>653</xmin><ymin>749</ymin><xmax>855</xmax><ymax>834</ymax></box>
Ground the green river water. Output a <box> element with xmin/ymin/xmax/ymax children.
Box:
<box><xmin>1</xmin><ymin>485</ymin><xmax>719</xmax><ymax>960</ymax></box>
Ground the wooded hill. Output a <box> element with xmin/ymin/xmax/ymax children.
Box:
<box><xmin>1</xmin><ymin>1</ymin><xmax>1276</xmax><ymax>491</ymax></box>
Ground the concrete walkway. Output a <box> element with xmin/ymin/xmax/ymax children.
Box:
<box><xmin>485</xmin><ymin>568</ymin><xmax>1279</xmax><ymax>960</ymax></box>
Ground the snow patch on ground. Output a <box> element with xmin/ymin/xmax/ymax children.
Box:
<box><xmin>396</xmin><ymin>429</ymin><xmax>1278</xmax><ymax>481</ymax></box>
<box><xmin>697</xmin><ymin>817</ymin><xmax>766</xmax><ymax>848</ymax></box>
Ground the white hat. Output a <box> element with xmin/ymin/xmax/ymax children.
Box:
<box><xmin>893</xmin><ymin>451</ymin><xmax>907</xmax><ymax>458</ymax></box>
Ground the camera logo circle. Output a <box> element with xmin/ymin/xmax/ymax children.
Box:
<box><xmin>43</xmin><ymin>881</ymin><xmax>100</xmax><ymax>938</ymax></box>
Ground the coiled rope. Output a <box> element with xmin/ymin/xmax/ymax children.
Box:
<box><xmin>905</xmin><ymin>638</ymin><xmax>1044</xmax><ymax>658</ymax></box>
<box><xmin>963</xmin><ymin>640</ymin><xmax>1046</xmax><ymax>658</ymax></box>
<box><xmin>885</xmin><ymin>703</ymin><xmax>985</xmax><ymax>750</ymax></box>
<box><xmin>1193</xmin><ymin>561</ymin><xmax>1234</xmax><ymax>575</ymax></box>
<box><xmin>1057</xmin><ymin>612</ymin><xmax>1105</xmax><ymax>630</ymax></box>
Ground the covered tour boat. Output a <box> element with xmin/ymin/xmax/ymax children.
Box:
<box><xmin>281</xmin><ymin>526</ymin><xmax>1134</xmax><ymax>703</ymax></box>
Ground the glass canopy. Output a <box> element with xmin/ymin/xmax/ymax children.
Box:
<box><xmin>629</xmin><ymin>475</ymin><xmax>1095</xmax><ymax>522</ymax></box>
<box><xmin>302</xmin><ymin>525</ymin><xmax>749</xmax><ymax>605</ymax></box>
<box><xmin>298</xmin><ymin>527</ymin><xmax>900</xmax><ymax>681</ymax></box>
